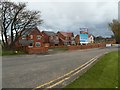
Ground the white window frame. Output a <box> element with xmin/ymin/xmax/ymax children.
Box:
<box><xmin>50</xmin><ymin>36</ymin><xmax>53</xmax><ymax>40</ymax></box>
<box><xmin>37</xmin><ymin>35</ymin><xmax>41</xmax><ymax>40</ymax></box>
<box><xmin>56</xmin><ymin>36</ymin><xmax>59</xmax><ymax>40</ymax></box>
<box><xmin>35</xmin><ymin>42</ymin><xmax>41</xmax><ymax>47</ymax></box>
<box><xmin>30</xmin><ymin>35</ymin><xmax>33</xmax><ymax>39</ymax></box>
<box><xmin>22</xmin><ymin>35</ymin><xmax>26</xmax><ymax>39</ymax></box>
<box><xmin>28</xmin><ymin>43</ymin><xmax>33</xmax><ymax>48</ymax></box>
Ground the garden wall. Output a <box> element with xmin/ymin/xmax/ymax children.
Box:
<box><xmin>49</xmin><ymin>43</ymin><xmax>106</xmax><ymax>50</ymax></box>
<box><xmin>68</xmin><ymin>43</ymin><xmax>106</xmax><ymax>50</ymax></box>
<box><xmin>26</xmin><ymin>47</ymin><xmax>48</xmax><ymax>54</ymax></box>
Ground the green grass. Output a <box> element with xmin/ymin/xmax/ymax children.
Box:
<box><xmin>52</xmin><ymin>48</ymin><xmax>68</xmax><ymax>51</ymax></box>
<box><xmin>65</xmin><ymin>51</ymin><xmax>118</xmax><ymax>88</ymax></box>
<box><xmin>1</xmin><ymin>50</ymin><xmax>26</xmax><ymax>56</ymax></box>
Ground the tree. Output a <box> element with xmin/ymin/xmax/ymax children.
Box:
<box><xmin>0</xmin><ymin>0</ymin><xmax>43</xmax><ymax>49</ymax></box>
<box><xmin>109</xmin><ymin>19</ymin><xmax>120</xmax><ymax>44</ymax></box>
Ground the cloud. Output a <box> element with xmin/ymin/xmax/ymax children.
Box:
<box><xmin>11</xmin><ymin>0</ymin><xmax>118</xmax><ymax>37</ymax></box>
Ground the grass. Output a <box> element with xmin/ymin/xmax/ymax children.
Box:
<box><xmin>64</xmin><ymin>51</ymin><xmax>118</xmax><ymax>88</ymax></box>
<box><xmin>1</xmin><ymin>49</ymin><xmax>26</xmax><ymax>56</ymax></box>
<box><xmin>51</xmin><ymin>48</ymin><xmax>68</xmax><ymax>51</ymax></box>
<box><xmin>0</xmin><ymin>44</ymin><xmax>26</xmax><ymax>56</ymax></box>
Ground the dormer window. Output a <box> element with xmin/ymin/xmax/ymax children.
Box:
<box><xmin>50</xmin><ymin>36</ymin><xmax>53</xmax><ymax>40</ymax></box>
<box><xmin>65</xmin><ymin>37</ymin><xmax>68</xmax><ymax>40</ymax></box>
<box><xmin>22</xmin><ymin>35</ymin><xmax>26</xmax><ymax>39</ymax></box>
<box><xmin>30</xmin><ymin>35</ymin><xmax>33</xmax><ymax>39</ymax></box>
<box><xmin>37</xmin><ymin>35</ymin><xmax>41</xmax><ymax>40</ymax></box>
<box><xmin>56</xmin><ymin>36</ymin><xmax>58</xmax><ymax>40</ymax></box>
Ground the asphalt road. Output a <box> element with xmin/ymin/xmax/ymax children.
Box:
<box><xmin>2</xmin><ymin>47</ymin><xmax>118</xmax><ymax>88</ymax></box>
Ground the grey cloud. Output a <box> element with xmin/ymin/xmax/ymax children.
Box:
<box><xmin>27</xmin><ymin>2</ymin><xmax>117</xmax><ymax>37</ymax></box>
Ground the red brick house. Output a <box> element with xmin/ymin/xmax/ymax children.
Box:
<box><xmin>42</xmin><ymin>31</ymin><xmax>59</xmax><ymax>46</ymax></box>
<box><xmin>75</xmin><ymin>35</ymin><xmax>80</xmax><ymax>45</ymax></box>
<box><xmin>16</xmin><ymin>27</ymin><xmax>48</xmax><ymax>54</ymax></box>
<box><xmin>57</xmin><ymin>32</ymin><xmax>75</xmax><ymax>45</ymax></box>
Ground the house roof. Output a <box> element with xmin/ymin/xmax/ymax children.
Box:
<box><xmin>59</xmin><ymin>37</ymin><xmax>70</xmax><ymax>43</ymax></box>
<box><xmin>88</xmin><ymin>34</ymin><xmax>92</xmax><ymax>38</ymax></box>
<box><xmin>59</xmin><ymin>32</ymin><xmax>73</xmax><ymax>37</ymax></box>
<box><xmin>88</xmin><ymin>34</ymin><xmax>94</xmax><ymax>38</ymax></box>
<box><xmin>21</xmin><ymin>27</ymin><xmax>40</xmax><ymax>36</ymax></box>
<box><xmin>42</xmin><ymin>31</ymin><xmax>56</xmax><ymax>36</ymax></box>
<box><xmin>75</xmin><ymin>34</ymin><xmax>79</xmax><ymax>38</ymax></box>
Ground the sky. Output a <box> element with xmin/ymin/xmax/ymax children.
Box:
<box><xmin>11</xmin><ymin>0</ymin><xmax>119</xmax><ymax>37</ymax></box>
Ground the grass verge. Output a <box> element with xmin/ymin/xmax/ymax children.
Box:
<box><xmin>1</xmin><ymin>50</ymin><xmax>26</xmax><ymax>56</ymax></box>
<box><xmin>51</xmin><ymin>48</ymin><xmax>68</xmax><ymax>51</ymax></box>
<box><xmin>64</xmin><ymin>51</ymin><xmax>118</xmax><ymax>88</ymax></box>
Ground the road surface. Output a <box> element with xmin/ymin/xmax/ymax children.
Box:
<box><xmin>2</xmin><ymin>47</ymin><xmax>118</xmax><ymax>88</ymax></box>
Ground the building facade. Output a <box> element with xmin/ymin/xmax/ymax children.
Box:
<box><xmin>75</xmin><ymin>35</ymin><xmax>80</xmax><ymax>45</ymax></box>
<box><xmin>16</xmin><ymin>27</ymin><xmax>48</xmax><ymax>54</ymax></box>
<box><xmin>57</xmin><ymin>32</ymin><xmax>75</xmax><ymax>45</ymax></box>
<box><xmin>42</xmin><ymin>31</ymin><xmax>59</xmax><ymax>46</ymax></box>
<box><xmin>88</xmin><ymin>34</ymin><xmax>94</xmax><ymax>43</ymax></box>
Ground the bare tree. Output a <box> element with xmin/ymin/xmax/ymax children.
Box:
<box><xmin>109</xmin><ymin>19</ymin><xmax>120</xmax><ymax>44</ymax></box>
<box><xmin>0</xmin><ymin>0</ymin><xmax>43</xmax><ymax>49</ymax></box>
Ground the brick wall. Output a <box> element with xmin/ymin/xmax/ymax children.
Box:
<box><xmin>50</xmin><ymin>45</ymin><xmax>68</xmax><ymax>49</ymax></box>
<box><xmin>68</xmin><ymin>43</ymin><xmax>106</xmax><ymax>50</ymax></box>
<box><xmin>26</xmin><ymin>47</ymin><xmax>48</xmax><ymax>54</ymax></box>
<box><xmin>49</xmin><ymin>43</ymin><xmax>106</xmax><ymax>50</ymax></box>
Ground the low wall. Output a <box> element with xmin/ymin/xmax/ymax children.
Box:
<box><xmin>26</xmin><ymin>47</ymin><xmax>48</xmax><ymax>54</ymax></box>
<box><xmin>16</xmin><ymin>43</ymin><xmax>107</xmax><ymax>54</ymax></box>
<box><xmin>68</xmin><ymin>43</ymin><xmax>106</xmax><ymax>50</ymax></box>
<box><xmin>49</xmin><ymin>43</ymin><xmax>106</xmax><ymax>50</ymax></box>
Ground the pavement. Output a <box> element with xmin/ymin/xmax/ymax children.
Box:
<box><xmin>2</xmin><ymin>47</ymin><xmax>118</xmax><ymax>88</ymax></box>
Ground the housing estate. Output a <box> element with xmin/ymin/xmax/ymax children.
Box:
<box><xmin>14</xmin><ymin>26</ymin><xmax>98</xmax><ymax>54</ymax></box>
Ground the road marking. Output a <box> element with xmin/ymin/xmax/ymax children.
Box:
<box><xmin>46</xmin><ymin>55</ymin><xmax>99</xmax><ymax>88</ymax></box>
<box><xmin>33</xmin><ymin>52</ymin><xmax>108</xmax><ymax>89</ymax></box>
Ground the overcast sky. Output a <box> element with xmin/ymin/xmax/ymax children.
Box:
<box><xmin>11</xmin><ymin>0</ymin><xmax>119</xmax><ymax>37</ymax></box>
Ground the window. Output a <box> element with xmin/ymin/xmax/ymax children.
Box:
<box><xmin>71</xmin><ymin>37</ymin><xmax>74</xmax><ymax>40</ymax></box>
<box><xmin>30</xmin><ymin>35</ymin><xmax>33</xmax><ymax>39</ymax></box>
<box><xmin>65</xmin><ymin>37</ymin><xmax>68</xmax><ymax>40</ymax></box>
<box><xmin>50</xmin><ymin>36</ymin><xmax>53</xmax><ymax>40</ymax></box>
<box><xmin>36</xmin><ymin>42</ymin><xmax>41</xmax><ymax>47</ymax></box>
<box><xmin>56</xmin><ymin>36</ymin><xmax>58</xmax><ymax>40</ymax></box>
<box><xmin>22</xmin><ymin>35</ymin><xmax>26</xmax><ymax>39</ymax></box>
<box><xmin>28</xmin><ymin>43</ymin><xmax>33</xmax><ymax>48</ymax></box>
<box><xmin>37</xmin><ymin>35</ymin><xmax>41</xmax><ymax>40</ymax></box>
<box><xmin>29</xmin><ymin>43</ymin><xmax>33</xmax><ymax>46</ymax></box>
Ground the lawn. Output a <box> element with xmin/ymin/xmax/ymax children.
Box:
<box><xmin>65</xmin><ymin>51</ymin><xmax>118</xmax><ymax>88</ymax></box>
<box><xmin>0</xmin><ymin>47</ymin><xmax>26</xmax><ymax>56</ymax></box>
<box><xmin>51</xmin><ymin>47</ymin><xmax>68</xmax><ymax>51</ymax></box>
